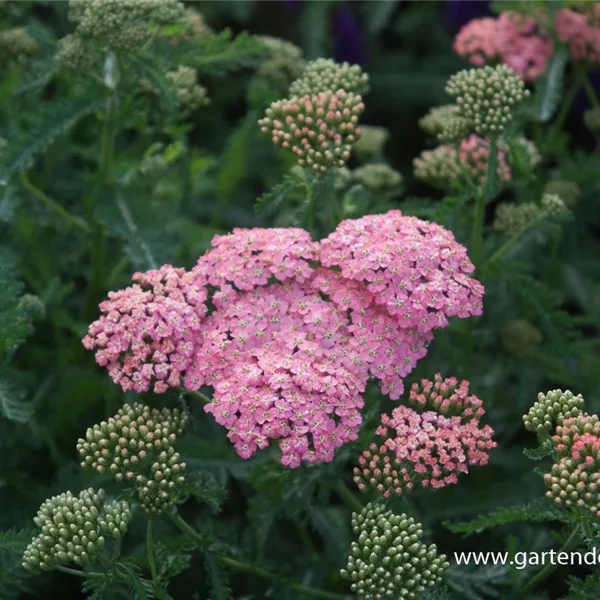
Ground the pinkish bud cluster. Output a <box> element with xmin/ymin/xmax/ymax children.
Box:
<box><xmin>545</xmin><ymin>414</ymin><xmax>600</xmax><ymax>516</ymax></box>
<box><xmin>459</xmin><ymin>135</ymin><xmax>512</xmax><ymax>184</ymax></box>
<box><xmin>353</xmin><ymin>376</ymin><xmax>495</xmax><ymax>496</ymax></box>
<box><xmin>258</xmin><ymin>90</ymin><xmax>364</xmax><ymax>172</ymax></box>
<box><xmin>555</xmin><ymin>4</ymin><xmax>600</xmax><ymax>64</ymax></box>
<box><xmin>84</xmin><ymin>212</ymin><xmax>484</xmax><ymax>467</ymax></box>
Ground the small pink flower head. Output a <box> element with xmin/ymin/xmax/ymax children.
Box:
<box><xmin>354</xmin><ymin>399</ymin><xmax>496</xmax><ymax>496</ymax></box>
<box><xmin>408</xmin><ymin>374</ymin><xmax>485</xmax><ymax>421</ymax></box>
<box><xmin>82</xmin><ymin>265</ymin><xmax>208</xmax><ymax>393</ymax></box>
<box><xmin>459</xmin><ymin>135</ymin><xmax>512</xmax><ymax>184</ymax></box>
<box><xmin>258</xmin><ymin>89</ymin><xmax>364</xmax><ymax>172</ymax></box>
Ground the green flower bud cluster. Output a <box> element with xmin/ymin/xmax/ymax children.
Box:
<box><xmin>543</xmin><ymin>180</ymin><xmax>581</xmax><ymax>208</ymax></box>
<box><xmin>540</xmin><ymin>192</ymin><xmax>568</xmax><ymax>217</ymax></box>
<box><xmin>138</xmin><ymin>447</ymin><xmax>187</xmax><ymax>515</ymax></box>
<box><xmin>17</xmin><ymin>294</ymin><xmax>45</xmax><ymax>321</ymax></box>
<box><xmin>501</xmin><ymin>319</ymin><xmax>542</xmax><ymax>359</ymax></box>
<box><xmin>493</xmin><ymin>202</ymin><xmax>542</xmax><ymax>237</ymax></box>
<box><xmin>352</xmin><ymin>125</ymin><xmax>389</xmax><ymax>163</ymax></box>
<box><xmin>413</xmin><ymin>145</ymin><xmax>460</xmax><ymax>190</ymax></box>
<box><xmin>523</xmin><ymin>390</ymin><xmax>585</xmax><ymax>435</ymax></box>
<box><xmin>418</xmin><ymin>105</ymin><xmax>460</xmax><ymax>137</ymax></box>
<box><xmin>166</xmin><ymin>66</ymin><xmax>210</xmax><ymax>117</ymax></box>
<box><xmin>68</xmin><ymin>0</ymin><xmax>185</xmax><ymax>52</ymax></box>
<box><xmin>259</xmin><ymin>90</ymin><xmax>364</xmax><ymax>172</ymax></box>
<box><xmin>23</xmin><ymin>488</ymin><xmax>131</xmax><ymax>571</ymax></box>
<box><xmin>290</xmin><ymin>58</ymin><xmax>369</xmax><ymax>96</ymax></box>
<box><xmin>256</xmin><ymin>36</ymin><xmax>306</xmax><ymax>93</ymax></box>
<box><xmin>77</xmin><ymin>403</ymin><xmax>188</xmax><ymax>514</ymax></box>
<box><xmin>446</xmin><ymin>65</ymin><xmax>530</xmax><ymax>136</ymax></box>
<box><xmin>437</xmin><ymin>114</ymin><xmax>471</xmax><ymax>143</ymax></box>
<box><xmin>333</xmin><ymin>166</ymin><xmax>353</xmax><ymax>191</ymax></box>
<box><xmin>341</xmin><ymin>502</ymin><xmax>448</xmax><ymax>600</ymax></box>
<box><xmin>0</xmin><ymin>27</ymin><xmax>38</xmax><ymax>65</ymax></box>
<box><xmin>352</xmin><ymin>163</ymin><xmax>403</xmax><ymax>192</ymax></box>
<box><xmin>55</xmin><ymin>34</ymin><xmax>97</xmax><ymax>71</ymax></box>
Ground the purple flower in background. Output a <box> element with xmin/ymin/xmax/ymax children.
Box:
<box><xmin>445</xmin><ymin>0</ymin><xmax>491</xmax><ymax>31</ymax></box>
<box><xmin>283</xmin><ymin>0</ymin><xmax>367</xmax><ymax>65</ymax></box>
<box><xmin>332</xmin><ymin>4</ymin><xmax>367</xmax><ymax>65</ymax></box>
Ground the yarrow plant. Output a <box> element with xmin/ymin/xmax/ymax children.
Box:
<box><xmin>4</xmin><ymin>2</ymin><xmax>600</xmax><ymax>599</ymax></box>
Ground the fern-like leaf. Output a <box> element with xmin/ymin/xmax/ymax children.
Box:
<box><xmin>205</xmin><ymin>552</ymin><xmax>233</xmax><ymax>600</ymax></box>
<box><xmin>445</xmin><ymin>499</ymin><xmax>567</xmax><ymax>535</ymax></box>
<box><xmin>0</xmin><ymin>369</ymin><xmax>32</xmax><ymax>424</ymax></box>
<box><xmin>0</xmin><ymin>528</ymin><xmax>34</xmax><ymax>600</ymax></box>
<box><xmin>182</xmin><ymin>30</ymin><xmax>266</xmax><ymax>75</ymax></box>
<box><xmin>255</xmin><ymin>174</ymin><xmax>304</xmax><ymax>216</ymax></box>
<box><xmin>0</xmin><ymin>94</ymin><xmax>105</xmax><ymax>179</ymax></box>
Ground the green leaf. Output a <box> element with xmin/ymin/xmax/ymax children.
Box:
<box><xmin>445</xmin><ymin>499</ymin><xmax>567</xmax><ymax>535</ymax></box>
<box><xmin>0</xmin><ymin>369</ymin><xmax>33</xmax><ymax>424</ymax></box>
<box><xmin>0</xmin><ymin>528</ymin><xmax>34</xmax><ymax>600</ymax></box>
<box><xmin>523</xmin><ymin>438</ymin><xmax>555</xmax><ymax>461</ymax></box>
<box><xmin>0</xmin><ymin>94</ymin><xmax>105</xmax><ymax>179</ymax></box>
<box><xmin>255</xmin><ymin>174</ymin><xmax>304</xmax><ymax>217</ymax></box>
<box><xmin>182</xmin><ymin>30</ymin><xmax>265</xmax><ymax>75</ymax></box>
<box><xmin>536</xmin><ymin>47</ymin><xmax>569</xmax><ymax>123</ymax></box>
<box><xmin>129</xmin><ymin>54</ymin><xmax>178</xmax><ymax>112</ymax></box>
<box><xmin>205</xmin><ymin>552</ymin><xmax>233</xmax><ymax>600</ymax></box>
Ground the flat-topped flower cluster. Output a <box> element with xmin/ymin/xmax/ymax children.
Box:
<box><xmin>455</xmin><ymin>5</ymin><xmax>600</xmax><ymax>81</ymax></box>
<box><xmin>83</xmin><ymin>211</ymin><xmax>484</xmax><ymax>467</ymax></box>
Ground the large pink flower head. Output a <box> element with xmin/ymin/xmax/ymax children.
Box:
<box><xmin>84</xmin><ymin>212</ymin><xmax>485</xmax><ymax>468</ymax></box>
<box><xmin>82</xmin><ymin>265</ymin><xmax>208</xmax><ymax>394</ymax></box>
<box><xmin>194</xmin><ymin>282</ymin><xmax>367</xmax><ymax>467</ymax></box>
<box><xmin>556</xmin><ymin>5</ymin><xmax>600</xmax><ymax>64</ymax></box>
<box><xmin>453</xmin><ymin>12</ymin><xmax>553</xmax><ymax>81</ymax></box>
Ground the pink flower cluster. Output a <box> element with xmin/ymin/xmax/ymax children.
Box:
<box><xmin>459</xmin><ymin>135</ymin><xmax>512</xmax><ymax>185</ymax></box>
<box><xmin>455</xmin><ymin>6</ymin><xmax>600</xmax><ymax>81</ymax></box>
<box><xmin>353</xmin><ymin>375</ymin><xmax>496</xmax><ymax>496</ymax></box>
<box><xmin>84</xmin><ymin>212</ymin><xmax>484</xmax><ymax>467</ymax></box>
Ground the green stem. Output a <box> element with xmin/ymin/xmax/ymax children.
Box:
<box><xmin>303</xmin><ymin>176</ymin><xmax>319</xmax><ymax>233</ymax></box>
<box><xmin>471</xmin><ymin>137</ymin><xmax>498</xmax><ymax>269</ymax></box>
<box><xmin>546</xmin><ymin>81</ymin><xmax>578</xmax><ymax>147</ymax></box>
<box><xmin>170</xmin><ymin>514</ymin><xmax>348</xmax><ymax>600</ymax></box>
<box><xmin>179</xmin><ymin>387</ymin><xmax>212</xmax><ymax>404</ymax></box>
<box><xmin>334</xmin><ymin>479</ymin><xmax>363</xmax><ymax>513</ymax></box>
<box><xmin>485</xmin><ymin>213</ymin><xmax>547</xmax><ymax>267</ymax></box>
<box><xmin>578</xmin><ymin>68</ymin><xmax>600</xmax><ymax>109</ymax></box>
<box><xmin>147</xmin><ymin>519</ymin><xmax>159</xmax><ymax>583</ymax></box>
<box><xmin>521</xmin><ymin>526</ymin><xmax>581</xmax><ymax>594</ymax></box>
<box><xmin>55</xmin><ymin>565</ymin><xmax>104</xmax><ymax>578</ymax></box>
<box><xmin>20</xmin><ymin>173</ymin><xmax>89</xmax><ymax>232</ymax></box>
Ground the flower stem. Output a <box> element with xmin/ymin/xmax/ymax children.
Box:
<box><xmin>55</xmin><ymin>565</ymin><xmax>103</xmax><ymax>578</ymax></box>
<box><xmin>180</xmin><ymin>387</ymin><xmax>212</xmax><ymax>404</ymax></box>
<box><xmin>577</xmin><ymin>68</ymin><xmax>600</xmax><ymax>109</ymax></box>
<box><xmin>147</xmin><ymin>519</ymin><xmax>159</xmax><ymax>583</ymax></box>
<box><xmin>20</xmin><ymin>172</ymin><xmax>89</xmax><ymax>232</ymax></box>
<box><xmin>334</xmin><ymin>478</ymin><xmax>363</xmax><ymax>513</ymax></box>
<box><xmin>170</xmin><ymin>513</ymin><xmax>349</xmax><ymax>600</ymax></box>
<box><xmin>521</xmin><ymin>526</ymin><xmax>581</xmax><ymax>594</ymax></box>
<box><xmin>471</xmin><ymin>137</ymin><xmax>498</xmax><ymax>269</ymax></box>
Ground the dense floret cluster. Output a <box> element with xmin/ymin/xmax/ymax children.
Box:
<box><xmin>352</xmin><ymin>125</ymin><xmax>389</xmax><ymax>162</ymax></box>
<box><xmin>84</xmin><ymin>212</ymin><xmax>484</xmax><ymax>467</ymax></box>
<box><xmin>352</xmin><ymin>164</ymin><xmax>403</xmax><ymax>191</ymax></box>
<box><xmin>23</xmin><ymin>488</ymin><xmax>131</xmax><ymax>571</ymax></box>
<box><xmin>256</xmin><ymin>36</ymin><xmax>306</xmax><ymax>91</ymax></box>
<box><xmin>524</xmin><ymin>390</ymin><xmax>585</xmax><ymax>435</ymax></box>
<box><xmin>353</xmin><ymin>375</ymin><xmax>495</xmax><ymax>496</ymax></box>
<box><xmin>341</xmin><ymin>502</ymin><xmax>448</xmax><ymax>600</ymax></box>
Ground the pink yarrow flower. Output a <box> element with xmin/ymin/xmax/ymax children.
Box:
<box><xmin>84</xmin><ymin>212</ymin><xmax>485</xmax><ymax>467</ymax></box>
